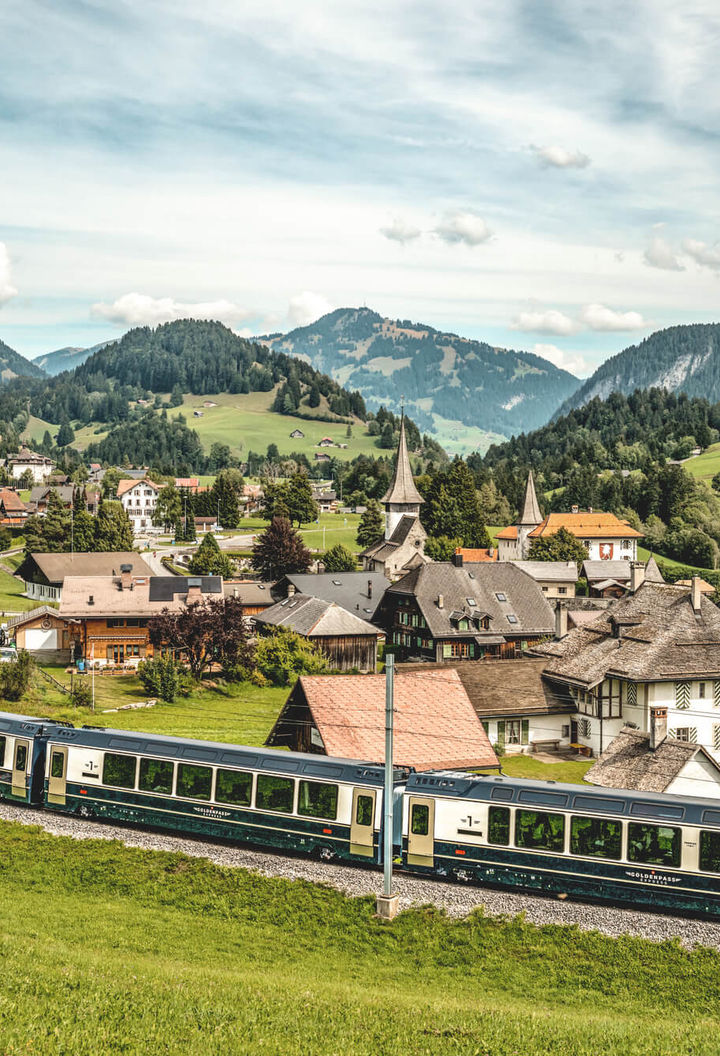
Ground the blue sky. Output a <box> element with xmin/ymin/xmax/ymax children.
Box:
<box><xmin>1</xmin><ymin>0</ymin><xmax>719</xmax><ymax>375</ymax></box>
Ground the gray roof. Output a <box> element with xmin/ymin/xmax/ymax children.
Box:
<box><xmin>6</xmin><ymin>605</ymin><xmax>66</xmax><ymax>629</ymax></box>
<box><xmin>279</xmin><ymin>572</ymin><xmax>388</xmax><ymax>620</ymax></box>
<box><xmin>381</xmin><ymin>417</ymin><xmax>424</xmax><ymax>506</ymax></box>
<box><xmin>361</xmin><ymin>515</ymin><xmax>421</xmax><ymax>562</ymax></box>
<box><xmin>535</xmin><ymin>582</ymin><xmax>720</xmax><ymax>686</ymax></box>
<box><xmin>583</xmin><ymin>560</ymin><xmax>634</xmax><ymax>582</ymax></box>
<box><xmin>644</xmin><ymin>555</ymin><xmax>665</xmax><ymax>582</ymax></box>
<box><xmin>148</xmin><ymin>576</ymin><xmax>222</xmax><ymax>602</ymax></box>
<box><xmin>29</xmin><ymin>485</ymin><xmax>75</xmax><ymax>504</ymax></box>
<box><xmin>17</xmin><ymin>551</ymin><xmax>153</xmax><ymax>586</ymax></box>
<box><xmin>519</xmin><ymin>471</ymin><xmax>542</xmax><ymax>525</ymax></box>
<box><xmin>255</xmin><ymin>595</ymin><xmax>381</xmax><ymax>637</ymax></box>
<box><xmin>385</xmin><ymin>561</ymin><xmax>555</xmax><ymax>638</ymax></box>
<box><xmin>513</xmin><ymin>560</ymin><xmax>578</xmax><ymax>583</ymax></box>
<box><xmin>223</xmin><ymin>580</ymin><xmax>275</xmax><ymax>606</ymax></box>
<box><xmin>585</xmin><ymin>726</ymin><xmax>720</xmax><ymax>793</ymax></box>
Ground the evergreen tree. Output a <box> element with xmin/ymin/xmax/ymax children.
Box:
<box><xmin>285</xmin><ymin>473</ymin><xmax>319</xmax><ymax>526</ymax></box>
<box><xmin>356</xmin><ymin>499</ymin><xmax>384</xmax><ymax>548</ymax></box>
<box><xmin>56</xmin><ymin>420</ymin><xmax>75</xmax><ymax>447</ymax></box>
<box><xmin>94</xmin><ymin>500</ymin><xmax>134</xmax><ymax>551</ymax></box>
<box><xmin>188</xmin><ymin>533</ymin><xmax>236</xmax><ymax>577</ymax></box>
<box><xmin>251</xmin><ymin>517</ymin><xmax>312</xmax><ymax>580</ymax></box>
<box><xmin>322</xmin><ymin>543</ymin><xmax>357</xmax><ymax>572</ymax></box>
<box><xmin>425</xmin><ymin>535</ymin><xmax>464</xmax><ymax>561</ymax></box>
<box><xmin>307</xmin><ymin>384</ymin><xmax>321</xmax><ymax>408</ymax></box>
<box><xmin>211</xmin><ymin>471</ymin><xmax>241</xmax><ymax>529</ymax></box>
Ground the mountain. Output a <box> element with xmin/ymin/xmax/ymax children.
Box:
<box><xmin>0</xmin><ymin>337</ymin><xmax>46</xmax><ymax>381</ymax></box>
<box><xmin>34</xmin><ymin>340</ymin><xmax>111</xmax><ymax>376</ymax></box>
<box><xmin>556</xmin><ymin>323</ymin><xmax>720</xmax><ymax>416</ymax></box>
<box><xmin>261</xmin><ymin>307</ymin><xmax>580</xmax><ymax>452</ymax></box>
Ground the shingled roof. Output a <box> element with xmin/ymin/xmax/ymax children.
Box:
<box><xmin>519</xmin><ymin>471</ymin><xmax>542</xmax><ymax>525</ymax></box>
<box><xmin>268</xmin><ymin>669</ymin><xmax>498</xmax><ymax>770</ymax></box>
<box><xmin>255</xmin><ymin>595</ymin><xmax>380</xmax><ymax>638</ymax></box>
<box><xmin>397</xmin><ymin>659</ymin><xmax>574</xmax><ymax>717</ymax></box>
<box><xmin>361</xmin><ymin>515</ymin><xmax>421</xmax><ymax>562</ymax></box>
<box><xmin>585</xmin><ymin>726</ymin><xmax>720</xmax><ymax>793</ymax></box>
<box><xmin>381</xmin><ymin>417</ymin><xmax>424</xmax><ymax>506</ymax></box>
<box><xmin>535</xmin><ymin>581</ymin><xmax>720</xmax><ymax>686</ymax></box>
<box><xmin>17</xmin><ymin>551</ymin><xmax>153</xmax><ymax>586</ymax></box>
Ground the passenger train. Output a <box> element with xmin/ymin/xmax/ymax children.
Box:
<box><xmin>3</xmin><ymin>711</ymin><xmax>720</xmax><ymax>918</ymax></box>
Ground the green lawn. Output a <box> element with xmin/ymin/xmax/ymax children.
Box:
<box><xmin>239</xmin><ymin>511</ymin><xmax>362</xmax><ymax>554</ymax></box>
<box><xmin>1</xmin><ymin>823</ymin><xmax>719</xmax><ymax>1055</ymax></box>
<box><xmin>684</xmin><ymin>443</ymin><xmax>720</xmax><ymax>481</ymax></box>
<box><xmin>500</xmin><ymin>755</ymin><xmax>592</xmax><ymax>784</ymax></box>
<box><xmin>0</xmin><ymin>568</ymin><xmax>48</xmax><ymax>614</ymax></box>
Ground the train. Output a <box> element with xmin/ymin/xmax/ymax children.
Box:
<box><xmin>3</xmin><ymin>710</ymin><xmax>720</xmax><ymax>918</ymax></box>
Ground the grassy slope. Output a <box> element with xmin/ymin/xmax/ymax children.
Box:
<box><xmin>1</xmin><ymin>823</ymin><xmax>719</xmax><ymax>1056</ymax></box>
<box><xmin>684</xmin><ymin>443</ymin><xmax>720</xmax><ymax>481</ymax></box>
<box><xmin>0</xmin><ymin>568</ymin><xmax>50</xmax><ymax>613</ymax></box>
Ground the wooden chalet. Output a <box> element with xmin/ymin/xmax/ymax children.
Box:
<box><xmin>254</xmin><ymin>594</ymin><xmax>383</xmax><ymax>672</ymax></box>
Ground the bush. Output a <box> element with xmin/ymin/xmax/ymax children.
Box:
<box><xmin>322</xmin><ymin>543</ymin><xmax>357</xmax><ymax>572</ymax></box>
<box><xmin>0</xmin><ymin>650</ymin><xmax>31</xmax><ymax>701</ymax></box>
<box><xmin>254</xmin><ymin>628</ymin><xmax>329</xmax><ymax>686</ymax></box>
<box><xmin>70</xmin><ymin>679</ymin><xmax>93</xmax><ymax>708</ymax></box>
<box><xmin>137</xmin><ymin>655</ymin><xmax>191</xmax><ymax>702</ymax></box>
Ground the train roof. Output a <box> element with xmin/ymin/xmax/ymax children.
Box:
<box><xmin>406</xmin><ymin>770</ymin><xmax>720</xmax><ymax>828</ymax></box>
<box><xmin>45</xmin><ymin>724</ymin><xmax>410</xmax><ymax>787</ymax></box>
<box><xmin>0</xmin><ymin>712</ymin><xmax>71</xmax><ymax>737</ymax></box>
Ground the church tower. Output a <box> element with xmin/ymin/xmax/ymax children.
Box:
<box><xmin>381</xmin><ymin>416</ymin><xmax>424</xmax><ymax>539</ymax></box>
<box><xmin>517</xmin><ymin>470</ymin><xmax>542</xmax><ymax>558</ymax></box>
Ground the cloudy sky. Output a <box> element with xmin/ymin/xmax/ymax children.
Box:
<box><xmin>1</xmin><ymin>0</ymin><xmax>719</xmax><ymax>375</ymax></box>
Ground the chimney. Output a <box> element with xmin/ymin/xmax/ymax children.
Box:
<box><xmin>437</xmin><ymin>594</ymin><xmax>444</xmax><ymax>609</ymax></box>
<box><xmin>287</xmin><ymin>583</ymin><xmax>296</xmax><ymax>597</ymax></box>
<box><xmin>120</xmin><ymin>563</ymin><xmax>133</xmax><ymax>591</ymax></box>
<box><xmin>453</xmin><ymin>552</ymin><xmax>463</xmax><ymax>567</ymax></box>
<box><xmin>588</xmin><ymin>506</ymin><xmax>593</xmax><ymax>514</ymax></box>
<box><xmin>649</xmin><ymin>706</ymin><xmax>667</xmax><ymax>751</ymax></box>
<box><xmin>367</xmin><ymin>579</ymin><xmax>373</xmax><ymax>599</ymax></box>
<box><xmin>87</xmin><ymin>594</ymin><xmax>94</xmax><ymax>606</ymax></box>
<box><xmin>186</xmin><ymin>577</ymin><xmax>202</xmax><ymax>603</ymax></box>
<box><xmin>691</xmin><ymin>576</ymin><xmax>703</xmax><ymax>614</ymax></box>
<box><xmin>571</xmin><ymin>505</ymin><xmax>579</xmax><ymax>514</ymax></box>
<box><xmin>629</xmin><ymin>561</ymin><xmax>645</xmax><ymax>593</ymax></box>
<box><xmin>555</xmin><ymin>602</ymin><xmax>567</xmax><ymax>639</ymax></box>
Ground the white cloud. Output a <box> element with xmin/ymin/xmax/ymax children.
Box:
<box><xmin>286</xmin><ymin>291</ymin><xmax>334</xmax><ymax>328</ymax></box>
<box><xmin>683</xmin><ymin>238</ymin><xmax>720</xmax><ymax>272</ymax></box>
<box><xmin>380</xmin><ymin>217</ymin><xmax>422</xmax><ymax>244</ymax></box>
<box><xmin>433</xmin><ymin>210</ymin><xmax>493</xmax><ymax>247</ymax></box>
<box><xmin>532</xmin><ymin>343</ymin><xmax>591</xmax><ymax>378</ymax></box>
<box><xmin>643</xmin><ymin>236</ymin><xmax>684</xmax><ymax>271</ymax></box>
<box><xmin>531</xmin><ymin>145</ymin><xmax>591</xmax><ymax>169</ymax></box>
<box><xmin>511</xmin><ymin>308</ymin><xmax>578</xmax><ymax>336</ymax></box>
<box><xmin>0</xmin><ymin>243</ymin><xmax>18</xmax><ymax>306</ymax></box>
<box><xmin>579</xmin><ymin>303</ymin><xmax>650</xmax><ymax>332</ymax></box>
<box><xmin>90</xmin><ymin>292</ymin><xmax>252</xmax><ymax>327</ymax></box>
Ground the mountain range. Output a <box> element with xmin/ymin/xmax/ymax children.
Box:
<box><xmin>33</xmin><ymin>340</ymin><xmax>111</xmax><ymax>376</ymax></box>
<box><xmin>0</xmin><ymin>337</ymin><xmax>46</xmax><ymax>380</ymax></box>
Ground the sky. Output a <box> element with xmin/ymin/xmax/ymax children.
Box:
<box><xmin>1</xmin><ymin>0</ymin><xmax>720</xmax><ymax>376</ymax></box>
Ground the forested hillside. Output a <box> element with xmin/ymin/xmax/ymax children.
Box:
<box><xmin>0</xmin><ymin>337</ymin><xmax>46</xmax><ymax>381</ymax></box>
<box><xmin>556</xmin><ymin>323</ymin><xmax>720</xmax><ymax>415</ymax></box>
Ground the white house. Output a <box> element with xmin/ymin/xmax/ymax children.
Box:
<box><xmin>117</xmin><ymin>478</ymin><xmax>160</xmax><ymax>533</ymax></box>
<box><xmin>8</xmin><ymin>447</ymin><xmax>55</xmax><ymax>484</ymax></box>
<box><xmin>586</xmin><ymin>724</ymin><xmax>720</xmax><ymax>800</ymax></box>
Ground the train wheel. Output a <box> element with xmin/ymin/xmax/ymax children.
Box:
<box><xmin>318</xmin><ymin>846</ymin><xmax>337</xmax><ymax>862</ymax></box>
<box><xmin>453</xmin><ymin>868</ymin><xmax>472</xmax><ymax>883</ymax></box>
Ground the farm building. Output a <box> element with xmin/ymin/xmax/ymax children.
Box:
<box><xmin>254</xmin><ymin>594</ymin><xmax>382</xmax><ymax>672</ymax></box>
<box><xmin>289</xmin><ymin>428</ymin><xmax>305</xmax><ymax>439</ymax></box>
<box><xmin>6</xmin><ymin>606</ymin><xmax>72</xmax><ymax>663</ymax></box>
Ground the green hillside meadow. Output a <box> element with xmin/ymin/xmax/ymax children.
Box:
<box><xmin>1</xmin><ymin>821</ymin><xmax>719</xmax><ymax>1056</ymax></box>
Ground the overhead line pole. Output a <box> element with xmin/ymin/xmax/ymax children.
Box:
<box><xmin>377</xmin><ymin>653</ymin><xmax>399</xmax><ymax>921</ymax></box>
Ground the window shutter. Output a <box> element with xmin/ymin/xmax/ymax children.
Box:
<box><xmin>689</xmin><ymin>728</ymin><xmax>698</xmax><ymax>743</ymax></box>
<box><xmin>713</xmin><ymin>725</ymin><xmax>720</xmax><ymax>752</ymax></box>
<box><xmin>676</xmin><ymin>681</ymin><xmax>691</xmax><ymax>710</ymax></box>
<box><xmin>627</xmin><ymin>683</ymin><xmax>637</xmax><ymax>708</ymax></box>
<box><xmin>521</xmin><ymin>719</ymin><xmax>529</xmax><ymax>745</ymax></box>
<box><xmin>481</xmin><ymin>720</ymin><xmax>489</xmax><ymax>734</ymax></box>
<box><xmin>497</xmin><ymin>720</ymin><xmax>505</xmax><ymax>748</ymax></box>
<box><xmin>714</xmin><ymin>681</ymin><xmax>720</xmax><ymax>708</ymax></box>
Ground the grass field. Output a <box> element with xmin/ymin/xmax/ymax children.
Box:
<box><xmin>500</xmin><ymin>755</ymin><xmax>591</xmax><ymax>783</ymax></box>
<box><xmin>1</xmin><ymin>822</ymin><xmax>719</xmax><ymax>1055</ymax></box>
<box><xmin>684</xmin><ymin>443</ymin><xmax>720</xmax><ymax>481</ymax></box>
<box><xmin>0</xmin><ymin>568</ymin><xmax>48</xmax><ymax>614</ymax></box>
<box><xmin>238</xmin><ymin>511</ymin><xmax>363</xmax><ymax>553</ymax></box>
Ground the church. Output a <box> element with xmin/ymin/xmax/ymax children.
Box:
<box><xmin>360</xmin><ymin>417</ymin><xmax>429</xmax><ymax>579</ymax></box>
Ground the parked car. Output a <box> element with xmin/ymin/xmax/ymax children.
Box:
<box><xmin>0</xmin><ymin>646</ymin><xmax>19</xmax><ymax>663</ymax></box>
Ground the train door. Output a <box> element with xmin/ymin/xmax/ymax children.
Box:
<box><xmin>350</xmin><ymin>787</ymin><xmax>376</xmax><ymax>857</ymax></box>
<box><xmin>407</xmin><ymin>796</ymin><xmax>435</xmax><ymax>867</ymax></box>
<box><xmin>11</xmin><ymin>739</ymin><xmax>29</xmax><ymax>798</ymax></box>
<box><xmin>47</xmin><ymin>745</ymin><xmax>68</xmax><ymax>805</ymax></box>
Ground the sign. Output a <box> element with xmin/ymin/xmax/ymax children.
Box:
<box><xmin>599</xmin><ymin>543</ymin><xmax>614</xmax><ymax>560</ymax></box>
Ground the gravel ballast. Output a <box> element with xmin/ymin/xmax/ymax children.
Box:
<box><xmin>2</xmin><ymin>800</ymin><xmax>720</xmax><ymax>949</ymax></box>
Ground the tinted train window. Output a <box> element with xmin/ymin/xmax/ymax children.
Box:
<box><xmin>515</xmin><ymin>810</ymin><xmax>565</xmax><ymax>853</ymax></box>
<box><xmin>298</xmin><ymin>780</ymin><xmax>338</xmax><ymax>820</ymax></box>
<box><xmin>411</xmin><ymin>803</ymin><xmax>429</xmax><ymax>836</ymax></box>
<box><xmin>256</xmin><ymin>774</ymin><xmax>294</xmax><ymax>813</ymax></box>
<box><xmin>356</xmin><ymin>794</ymin><xmax>373</xmax><ymax>826</ymax></box>
<box><xmin>176</xmin><ymin>764</ymin><xmax>212</xmax><ymax>800</ymax></box>
<box><xmin>216</xmin><ymin>769</ymin><xmax>252</xmax><ymax>807</ymax></box>
<box><xmin>488</xmin><ymin>806</ymin><xmax>510</xmax><ymax>845</ymax></box>
<box><xmin>50</xmin><ymin>752</ymin><xmax>65</xmax><ymax>779</ymax></box>
<box><xmin>0</xmin><ymin>735</ymin><xmax>5</xmax><ymax>768</ymax></box>
<box><xmin>627</xmin><ymin>823</ymin><xmax>680</xmax><ymax>867</ymax></box>
<box><xmin>139</xmin><ymin>758</ymin><xmax>174</xmax><ymax>795</ymax></box>
<box><xmin>102</xmin><ymin>753</ymin><xmax>136</xmax><ymax>789</ymax></box>
<box><xmin>699</xmin><ymin>831</ymin><xmax>720</xmax><ymax>873</ymax></box>
<box><xmin>570</xmin><ymin>816</ymin><xmax>621</xmax><ymax>860</ymax></box>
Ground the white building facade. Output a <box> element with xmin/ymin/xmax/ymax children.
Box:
<box><xmin>117</xmin><ymin>479</ymin><xmax>160</xmax><ymax>533</ymax></box>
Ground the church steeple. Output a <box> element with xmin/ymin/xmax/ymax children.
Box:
<box><xmin>519</xmin><ymin>470</ymin><xmax>542</xmax><ymax>526</ymax></box>
<box><xmin>381</xmin><ymin>415</ymin><xmax>424</xmax><ymax>539</ymax></box>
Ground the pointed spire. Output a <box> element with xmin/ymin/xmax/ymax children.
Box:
<box><xmin>381</xmin><ymin>415</ymin><xmax>424</xmax><ymax>506</ymax></box>
<box><xmin>519</xmin><ymin>470</ymin><xmax>542</xmax><ymax>525</ymax></box>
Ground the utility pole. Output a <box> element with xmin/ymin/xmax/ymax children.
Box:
<box><xmin>377</xmin><ymin>653</ymin><xmax>399</xmax><ymax>920</ymax></box>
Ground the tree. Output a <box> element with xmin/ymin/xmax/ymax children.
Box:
<box><xmin>72</xmin><ymin>509</ymin><xmax>96</xmax><ymax>552</ymax></box>
<box><xmin>421</xmin><ymin>460</ymin><xmax>490</xmax><ymax>548</ymax></box>
<box><xmin>148</xmin><ymin>595</ymin><xmax>253</xmax><ymax>680</ymax></box>
<box><xmin>137</xmin><ymin>655</ymin><xmax>191</xmax><ymax>702</ymax></box>
<box><xmin>307</xmin><ymin>384</ymin><xmax>321</xmax><ymax>408</ymax></box>
<box><xmin>56</xmin><ymin>420</ymin><xmax>75</xmax><ymax>447</ymax></box>
<box><xmin>94</xmin><ymin>500</ymin><xmax>134</xmax><ymax>551</ymax></box>
<box><xmin>712</xmin><ymin>471</ymin><xmax>720</xmax><ymax>494</ymax></box>
<box><xmin>0</xmin><ymin>650</ymin><xmax>31</xmax><ymax>701</ymax></box>
<box><xmin>101</xmin><ymin>467</ymin><xmax>123</xmax><ymax>499</ymax></box>
<box><xmin>356</xmin><ymin>499</ymin><xmax>384</xmax><ymax>548</ymax></box>
<box><xmin>188</xmin><ymin>533</ymin><xmax>236</xmax><ymax>577</ymax></box>
<box><xmin>251</xmin><ymin>516</ymin><xmax>312</xmax><ymax>580</ymax></box>
<box><xmin>24</xmin><ymin>491</ymin><xmax>71</xmax><ymax>553</ymax></box>
<box><xmin>254</xmin><ymin>628</ymin><xmax>329</xmax><ymax>686</ymax></box>
<box><xmin>153</xmin><ymin>484</ymin><xmax>182</xmax><ymax>530</ymax></box>
<box><xmin>211</xmin><ymin>470</ymin><xmax>241</xmax><ymax>529</ymax></box>
<box><xmin>285</xmin><ymin>473</ymin><xmax>318</xmax><ymax>526</ymax></box>
<box><xmin>323</xmin><ymin>543</ymin><xmax>357</xmax><ymax>572</ymax></box>
<box><xmin>528</xmin><ymin>527</ymin><xmax>589</xmax><ymax>569</ymax></box>
<box><xmin>425</xmin><ymin>535</ymin><xmax>463</xmax><ymax>562</ymax></box>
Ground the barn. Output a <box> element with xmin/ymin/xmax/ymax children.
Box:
<box><xmin>6</xmin><ymin>606</ymin><xmax>72</xmax><ymax>663</ymax></box>
<box><xmin>254</xmin><ymin>594</ymin><xmax>383</xmax><ymax>672</ymax></box>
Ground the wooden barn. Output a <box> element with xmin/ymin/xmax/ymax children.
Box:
<box><xmin>253</xmin><ymin>594</ymin><xmax>383</xmax><ymax>672</ymax></box>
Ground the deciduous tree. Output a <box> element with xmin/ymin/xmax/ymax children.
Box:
<box><xmin>148</xmin><ymin>595</ymin><xmax>253</xmax><ymax>680</ymax></box>
<box><xmin>251</xmin><ymin>516</ymin><xmax>312</xmax><ymax>580</ymax></box>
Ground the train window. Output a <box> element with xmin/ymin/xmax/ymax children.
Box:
<box><xmin>139</xmin><ymin>758</ymin><xmax>174</xmax><ymax>795</ymax></box>
<box><xmin>570</xmin><ymin>816</ymin><xmax>622</xmax><ymax>860</ymax></box>
<box><xmin>256</xmin><ymin>774</ymin><xmax>294</xmax><ymax>813</ymax></box>
<box><xmin>411</xmin><ymin>803</ymin><xmax>429</xmax><ymax>836</ymax></box>
<box><xmin>15</xmin><ymin>743</ymin><xmax>27</xmax><ymax>772</ymax></box>
<box><xmin>627</xmin><ymin>823</ymin><xmax>681</xmax><ymax>868</ymax></box>
<box><xmin>699</xmin><ymin>831</ymin><xmax>720</xmax><ymax>873</ymax></box>
<box><xmin>514</xmin><ymin>810</ymin><xmax>565</xmax><ymax>853</ymax></box>
<box><xmin>216</xmin><ymin>769</ymin><xmax>252</xmax><ymax>807</ymax></box>
<box><xmin>488</xmin><ymin>805</ymin><xmax>510</xmax><ymax>845</ymax></box>
<box><xmin>102</xmin><ymin>752</ymin><xmax>137</xmax><ymax>789</ymax></box>
<box><xmin>356</xmin><ymin>794</ymin><xmax>374</xmax><ymax>826</ymax></box>
<box><xmin>298</xmin><ymin>780</ymin><xmax>338</xmax><ymax>820</ymax></box>
<box><xmin>0</xmin><ymin>735</ymin><xmax>5</xmax><ymax>768</ymax></box>
<box><xmin>50</xmin><ymin>752</ymin><xmax>65</xmax><ymax>779</ymax></box>
<box><xmin>176</xmin><ymin>764</ymin><xmax>212</xmax><ymax>801</ymax></box>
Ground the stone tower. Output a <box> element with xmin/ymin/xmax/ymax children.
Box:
<box><xmin>381</xmin><ymin>416</ymin><xmax>424</xmax><ymax>539</ymax></box>
<box><xmin>517</xmin><ymin>470</ymin><xmax>542</xmax><ymax>559</ymax></box>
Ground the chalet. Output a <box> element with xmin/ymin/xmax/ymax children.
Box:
<box><xmin>289</xmin><ymin>429</ymin><xmax>305</xmax><ymax>439</ymax></box>
<box><xmin>317</xmin><ymin>437</ymin><xmax>334</xmax><ymax>447</ymax></box>
<box><xmin>17</xmin><ymin>551</ymin><xmax>154</xmax><ymax>604</ymax></box>
<box><xmin>311</xmin><ymin>488</ymin><xmax>337</xmax><ymax>513</ymax></box>
<box><xmin>584</xmin><ymin>557</ymin><xmax>663</xmax><ymax>597</ymax></box>
<box><xmin>222</xmin><ymin>580</ymin><xmax>275</xmax><ymax>616</ymax></box>
<box><xmin>242</xmin><ymin>484</ymin><xmax>264</xmax><ymax>513</ymax></box>
<box><xmin>377</xmin><ymin>560</ymin><xmax>555</xmax><ymax>662</ymax></box>
<box><xmin>175</xmin><ymin>478</ymin><xmax>200</xmax><ymax>490</ymax></box>
<box><xmin>254</xmin><ymin>594</ymin><xmax>382</xmax><ymax>672</ymax></box>
<box><xmin>496</xmin><ymin>472</ymin><xmax>643</xmax><ymax>561</ymax></box>
<box><xmin>534</xmin><ymin>578</ymin><xmax>720</xmax><ymax>761</ymax></box>
<box><xmin>266</xmin><ymin>669</ymin><xmax>499</xmax><ymax>771</ymax></box>
<box><xmin>585</xmin><ymin>724</ymin><xmax>720</xmax><ymax>800</ymax></box>
<box><xmin>28</xmin><ymin>484</ymin><xmax>75</xmax><ymax>513</ymax></box>
<box><xmin>314</xmin><ymin>452</ymin><xmax>331</xmax><ymax>463</ymax></box>
<box><xmin>275</xmin><ymin>571</ymin><xmax>389</xmax><ymax>621</ymax></box>
<box><xmin>117</xmin><ymin>478</ymin><xmax>161</xmax><ymax>533</ymax></box>
<box><xmin>7</xmin><ymin>447</ymin><xmax>55</xmax><ymax>484</ymax></box>
<box><xmin>59</xmin><ymin>570</ymin><xmax>223</xmax><ymax>665</ymax></box>
<box><xmin>0</xmin><ymin>488</ymin><xmax>29</xmax><ymax>529</ymax></box>
<box><xmin>6</xmin><ymin>606</ymin><xmax>72</xmax><ymax>663</ymax></box>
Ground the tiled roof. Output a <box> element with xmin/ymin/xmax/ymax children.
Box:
<box><xmin>513</xmin><ymin>560</ymin><xmax>578</xmax><ymax>583</ymax></box>
<box><xmin>496</xmin><ymin>525</ymin><xmax>518</xmax><ymax>540</ymax></box>
<box><xmin>381</xmin><ymin>417</ymin><xmax>424</xmax><ymax>506</ymax></box>
<box><xmin>397</xmin><ymin>659</ymin><xmax>574</xmax><ymax>717</ymax></box>
<box><xmin>528</xmin><ymin>513</ymin><xmax>644</xmax><ymax>540</ymax></box>
<box><xmin>456</xmin><ymin>548</ymin><xmax>499</xmax><ymax>562</ymax></box>
<box><xmin>361</xmin><ymin>515</ymin><xmax>421</xmax><ymax>561</ymax></box>
<box><xmin>223</xmin><ymin>580</ymin><xmax>275</xmax><ymax>607</ymax></box>
<box><xmin>0</xmin><ymin>488</ymin><xmax>27</xmax><ymax>513</ymax></box>
<box><xmin>585</xmin><ymin>726</ymin><xmax>720</xmax><ymax>793</ymax></box>
<box><xmin>289</xmin><ymin>669</ymin><xmax>498</xmax><ymax>770</ymax></box>
<box><xmin>116</xmin><ymin>478</ymin><xmax>160</xmax><ymax>497</ymax></box>
<box><xmin>59</xmin><ymin>574</ymin><xmax>220</xmax><ymax>617</ymax></box>
<box><xmin>519</xmin><ymin>471</ymin><xmax>542</xmax><ymax>525</ymax></box>
<box><xmin>255</xmin><ymin>595</ymin><xmax>380</xmax><ymax>637</ymax></box>
<box><xmin>18</xmin><ymin>551</ymin><xmax>153</xmax><ymax>585</ymax></box>
<box><xmin>6</xmin><ymin>605</ymin><xmax>68</xmax><ymax>629</ymax></box>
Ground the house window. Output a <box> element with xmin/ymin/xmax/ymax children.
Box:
<box><xmin>558</xmin><ymin>587</ymin><xmax>567</xmax><ymax>595</ymax></box>
<box><xmin>672</xmin><ymin>727</ymin><xmax>697</xmax><ymax>743</ymax></box>
<box><xmin>444</xmin><ymin>641</ymin><xmax>472</xmax><ymax>658</ymax></box>
<box><xmin>580</xmin><ymin>718</ymin><xmax>591</xmax><ymax>738</ymax></box>
<box><xmin>699</xmin><ymin>682</ymin><xmax>707</xmax><ymax>699</ymax></box>
<box><xmin>497</xmin><ymin>719</ymin><xmax>529</xmax><ymax>747</ymax></box>
<box><xmin>506</xmin><ymin>614</ymin><xmax>518</xmax><ymax>625</ymax></box>
<box><xmin>495</xmin><ymin>592</ymin><xmax>507</xmax><ymax>602</ymax></box>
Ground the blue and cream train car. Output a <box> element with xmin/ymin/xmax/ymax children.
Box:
<box><xmin>41</xmin><ymin>725</ymin><xmax>409</xmax><ymax>863</ymax></box>
<box><xmin>0</xmin><ymin>713</ymin><xmax>67</xmax><ymax>805</ymax></box>
<box><xmin>402</xmin><ymin>772</ymin><xmax>720</xmax><ymax>916</ymax></box>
